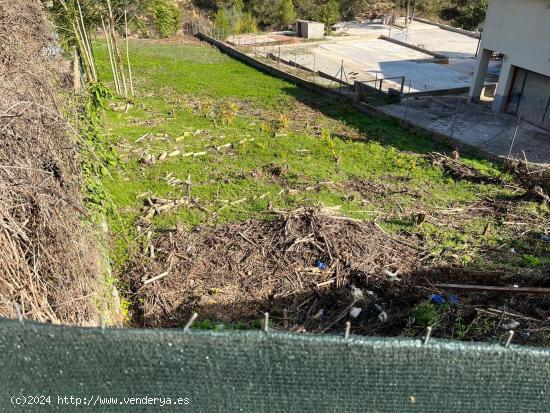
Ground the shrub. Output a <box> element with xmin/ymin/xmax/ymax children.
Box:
<box><xmin>456</xmin><ymin>0</ymin><xmax>488</xmax><ymax>31</ymax></box>
<box><xmin>311</xmin><ymin>0</ymin><xmax>339</xmax><ymax>34</ymax></box>
<box><xmin>279</xmin><ymin>0</ymin><xmax>296</xmax><ymax>28</ymax></box>
<box><xmin>413</xmin><ymin>301</ymin><xmax>440</xmax><ymax>327</ymax></box>
<box><xmin>147</xmin><ymin>0</ymin><xmax>181</xmax><ymax>38</ymax></box>
<box><xmin>213</xmin><ymin>8</ymin><xmax>230</xmax><ymax>38</ymax></box>
<box><xmin>236</xmin><ymin>12</ymin><xmax>258</xmax><ymax>33</ymax></box>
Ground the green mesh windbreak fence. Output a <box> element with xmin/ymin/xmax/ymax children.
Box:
<box><xmin>1</xmin><ymin>318</ymin><xmax>549</xmax><ymax>412</ymax></box>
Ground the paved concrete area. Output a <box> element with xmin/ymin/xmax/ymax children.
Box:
<box><xmin>381</xmin><ymin>96</ymin><xmax>550</xmax><ymax>164</ymax></box>
<box><xmin>247</xmin><ymin>20</ymin><xmax>501</xmax><ymax>94</ymax></box>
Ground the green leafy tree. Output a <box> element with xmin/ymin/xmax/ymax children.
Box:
<box><xmin>279</xmin><ymin>0</ymin><xmax>296</xmax><ymax>28</ymax></box>
<box><xmin>213</xmin><ymin>8</ymin><xmax>230</xmax><ymax>37</ymax></box>
<box><xmin>147</xmin><ymin>0</ymin><xmax>181</xmax><ymax>38</ymax></box>
<box><xmin>236</xmin><ymin>12</ymin><xmax>258</xmax><ymax>33</ymax></box>
<box><xmin>292</xmin><ymin>0</ymin><xmax>316</xmax><ymax>20</ymax></box>
<box><xmin>456</xmin><ymin>0</ymin><xmax>488</xmax><ymax>30</ymax></box>
<box><xmin>339</xmin><ymin>0</ymin><xmax>369</xmax><ymax>20</ymax></box>
<box><xmin>250</xmin><ymin>0</ymin><xmax>283</xmax><ymax>27</ymax></box>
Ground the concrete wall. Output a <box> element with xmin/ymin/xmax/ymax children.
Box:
<box><xmin>470</xmin><ymin>0</ymin><xmax>550</xmax><ymax>112</ymax></box>
<box><xmin>483</xmin><ymin>0</ymin><xmax>550</xmax><ymax>77</ymax></box>
<box><xmin>296</xmin><ymin>21</ymin><xmax>324</xmax><ymax>39</ymax></box>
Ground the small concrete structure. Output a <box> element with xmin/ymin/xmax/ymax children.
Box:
<box><xmin>295</xmin><ymin>20</ymin><xmax>324</xmax><ymax>39</ymax></box>
<box><xmin>470</xmin><ymin>0</ymin><xmax>550</xmax><ymax>130</ymax></box>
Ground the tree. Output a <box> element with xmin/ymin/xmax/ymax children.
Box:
<box><xmin>250</xmin><ymin>0</ymin><xmax>282</xmax><ymax>27</ymax></box>
<box><xmin>456</xmin><ymin>0</ymin><xmax>488</xmax><ymax>30</ymax></box>
<box><xmin>311</xmin><ymin>0</ymin><xmax>339</xmax><ymax>34</ymax></box>
<box><xmin>236</xmin><ymin>12</ymin><xmax>258</xmax><ymax>33</ymax></box>
<box><xmin>279</xmin><ymin>0</ymin><xmax>296</xmax><ymax>28</ymax></box>
<box><xmin>339</xmin><ymin>0</ymin><xmax>369</xmax><ymax>21</ymax></box>
<box><xmin>147</xmin><ymin>0</ymin><xmax>181</xmax><ymax>38</ymax></box>
<box><xmin>213</xmin><ymin>8</ymin><xmax>230</xmax><ymax>37</ymax></box>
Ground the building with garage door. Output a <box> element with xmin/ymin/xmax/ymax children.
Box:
<box><xmin>469</xmin><ymin>0</ymin><xmax>550</xmax><ymax>130</ymax></box>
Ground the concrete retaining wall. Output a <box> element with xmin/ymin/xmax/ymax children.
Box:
<box><xmin>379</xmin><ymin>35</ymin><xmax>449</xmax><ymax>64</ymax></box>
<box><xmin>413</xmin><ymin>17</ymin><xmax>481</xmax><ymax>39</ymax></box>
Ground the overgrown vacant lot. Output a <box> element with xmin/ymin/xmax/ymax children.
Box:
<box><xmin>95</xmin><ymin>38</ymin><xmax>549</xmax><ymax>343</ymax></box>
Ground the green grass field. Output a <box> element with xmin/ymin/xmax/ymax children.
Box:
<box><xmin>93</xmin><ymin>38</ymin><xmax>548</xmax><ymax>279</ymax></box>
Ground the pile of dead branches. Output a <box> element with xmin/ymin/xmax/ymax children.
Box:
<box><xmin>429</xmin><ymin>152</ymin><xmax>501</xmax><ymax>185</ymax></box>
<box><xmin>130</xmin><ymin>208</ymin><xmax>422</xmax><ymax>330</ymax></box>
<box><xmin>505</xmin><ymin>159</ymin><xmax>550</xmax><ymax>204</ymax></box>
<box><xmin>0</xmin><ymin>1</ymin><xmax>99</xmax><ymax>324</ymax></box>
<box><xmin>430</xmin><ymin>152</ymin><xmax>549</xmax><ymax>204</ymax></box>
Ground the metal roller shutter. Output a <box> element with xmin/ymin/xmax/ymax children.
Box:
<box><xmin>507</xmin><ymin>68</ymin><xmax>550</xmax><ymax>130</ymax></box>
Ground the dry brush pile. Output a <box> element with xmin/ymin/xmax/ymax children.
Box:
<box><xmin>130</xmin><ymin>208</ymin><xmax>422</xmax><ymax>330</ymax></box>
<box><xmin>0</xmin><ymin>0</ymin><xmax>99</xmax><ymax>324</ymax></box>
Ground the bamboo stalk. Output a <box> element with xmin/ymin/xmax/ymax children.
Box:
<box><xmin>58</xmin><ymin>0</ymin><xmax>93</xmax><ymax>81</ymax></box>
<box><xmin>106</xmin><ymin>0</ymin><xmax>128</xmax><ymax>98</ymax></box>
<box><xmin>101</xmin><ymin>16</ymin><xmax>120</xmax><ymax>94</ymax></box>
<box><xmin>75</xmin><ymin>0</ymin><xmax>97</xmax><ymax>81</ymax></box>
<box><xmin>124</xmin><ymin>10</ymin><xmax>135</xmax><ymax>96</ymax></box>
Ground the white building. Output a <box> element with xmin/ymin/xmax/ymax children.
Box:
<box><xmin>295</xmin><ymin>20</ymin><xmax>325</xmax><ymax>39</ymax></box>
<box><xmin>469</xmin><ymin>0</ymin><xmax>550</xmax><ymax>130</ymax></box>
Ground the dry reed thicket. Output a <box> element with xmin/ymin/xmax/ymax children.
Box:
<box><xmin>0</xmin><ymin>0</ymin><xmax>100</xmax><ymax>324</ymax></box>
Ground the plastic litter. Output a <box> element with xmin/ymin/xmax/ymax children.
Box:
<box><xmin>315</xmin><ymin>259</ymin><xmax>327</xmax><ymax>270</ymax></box>
<box><xmin>349</xmin><ymin>307</ymin><xmax>362</xmax><ymax>319</ymax></box>
<box><xmin>350</xmin><ymin>286</ymin><xmax>364</xmax><ymax>302</ymax></box>
<box><xmin>501</xmin><ymin>320</ymin><xmax>520</xmax><ymax>330</ymax></box>
<box><xmin>313</xmin><ymin>309</ymin><xmax>325</xmax><ymax>320</ymax></box>
<box><xmin>448</xmin><ymin>295</ymin><xmax>459</xmax><ymax>305</ymax></box>
<box><xmin>383</xmin><ymin>269</ymin><xmax>401</xmax><ymax>282</ymax></box>
<box><xmin>431</xmin><ymin>294</ymin><xmax>445</xmax><ymax>305</ymax></box>
<box><xmin>541</xmin><ymin>234</ymin><xmax>550</xmax><ymax>242</ymax></box>
<box><xmin>378</xmin><ymin>311</ymin><xmax>388</xmax><ymax>322</ymax></box>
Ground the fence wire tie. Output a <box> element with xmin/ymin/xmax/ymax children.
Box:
<box><xmin>12</xmin><ymin>302</ymin><xmax>24</xmax><ymax>324</ymax></box>
<box><xmin>423</xmin><ymin>326</ymin><xmax>432</xmax><ymax>345</ymax></box>
<box><xmin>263</xmin><ymin>313</ymin><xmax>269</xmax><ymax>333</ymax></box>
<box><xmin>504</xmin><ymin>330</ymin><xmax>515</xmax><ymax>348</ymax></box>
<box><xmin>344</xmin><ymin>321</ymin><xmax>351</xmax><ymax>340</ymax></box>
<box><xmin>183</xmin><ymin>312</ymin><xmax>198</xmax><ymax>332</ymax></box>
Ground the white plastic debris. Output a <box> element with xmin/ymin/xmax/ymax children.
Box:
<box><xmin>383</xmin><ymin>269</ymin><xmax>401</xmax><ymax>282</ymax></box>
<box><xmin>349</xmin><ymin>307</ymin><xmax>362</xmax><ymax>319</ymax></box>
<box><xmin>378</xmin><ymin>311</ymin><xmax>388</xmax><ymax>322</ymax></box>
<box><xmin>351</xmin><ymin>285</ymin><xmax>364</xmax><ymax>302</ymax></box>
<box><xmin>501</xmin><ymin>320</ymin><xmax>520</xmax><ymax>330</ymax></box>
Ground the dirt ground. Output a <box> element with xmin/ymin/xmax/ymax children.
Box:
<box><xmin>130</xmin><ymin>208</ymin><xmax>550</xmax><ymax>346</ymax></box>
